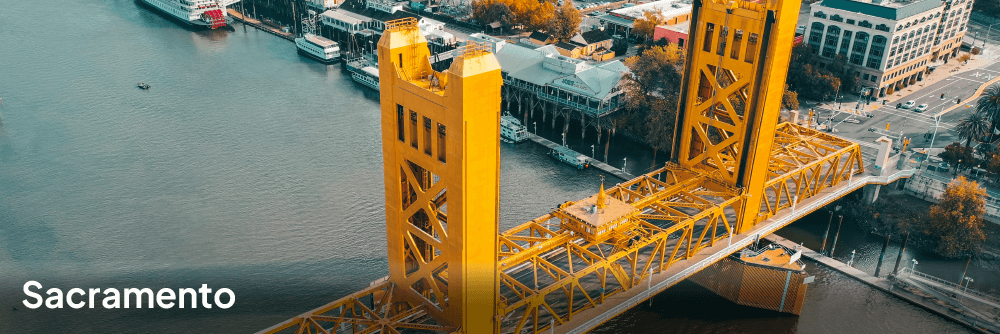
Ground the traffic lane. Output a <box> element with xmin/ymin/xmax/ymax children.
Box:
<box><xmin>829</xmin><ymin>108</ymin><xmax>962</xmax><ymax>149</ymax></box>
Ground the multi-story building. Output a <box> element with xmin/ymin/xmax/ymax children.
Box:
<box><xmin>804</xmin><ymin>0</ymin><xmax>971</xmax><ymax>97</ymax></box>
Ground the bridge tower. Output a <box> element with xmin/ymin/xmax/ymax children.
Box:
<box><xmin>378</xmin><ymin>18</ymin><xmax>502</xmax><ymax>332</ymax></box>
<box><xmin>672</xmin><ymin>0</ymin><xmax>802</xmax><ymax>234</ymax></box>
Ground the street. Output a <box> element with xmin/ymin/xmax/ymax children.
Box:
<box><xmin>820</xmin><ymin>61</ymin><xmax>1000</xmax><ymax>151</ymax></box>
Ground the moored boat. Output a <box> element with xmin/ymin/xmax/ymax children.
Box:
<box><xmin>296</xmin><ymin>34</ymin><xmax>340</xmax><ymax>63</ymax></box>
<box><xmin>139</xmin><ymin>0</ymin><xmax>240</xmax><ymax>29</ymax></box>
<box><xmin>549</xmin><ymin>146</ymin><xmax>590</xmax><ymax>169</ymax></box>
<box><xmin>500</xmin><ymin>115</ymin><xmax>528</xmax><ymax>143</ymax></box>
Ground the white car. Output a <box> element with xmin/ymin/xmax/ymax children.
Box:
<box><xmin>902</xmin><ymin>100</ymin><xmax>916</xmax><ymax>109</ymax></box>
<box><xmin>914</xmin><ymin>103</ymin><xmax>928</xmax><ymax>112</ymax></box>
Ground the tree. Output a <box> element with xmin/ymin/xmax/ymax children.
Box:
<box><xmin>955</xmin><ymin>112</ymin><xmax>991</xmax><ymax>147</ymax></box>
<box><xmin>976</xmin><ymin>84</ymin><xmax>1000</xmax><ymax>138</ymax></box>
<box><xmin>925</xmin><ymin>177</ymin><xmax>988</xmax><ymax>258</ymax></box>
<box><xmin>938</xmin><ymin>143</ymin><xmax>975</xmax><ymax>174</ymax></box>
<box><xmin>785</xmin><ymin>45</ymin><xmax>842</xmax><ymax>101</ymax></box>
<box><xmin>508</xmin><ymin>0</ymin><xmax>555</xmax><ymax>31</ymax></box>
<box><xmin>618</xmin><ymin>44</ymin><xmax>685</xmax><ymax>157</ymax></box>
<box><xmin>782</xmin><ymin>85</ymin><xmax>800</xmax><ymax>111</ymax></box>
<box><xmin>549</xmin><ymin>2</ymin><xmax>581</xmax><ymax>42</ymax></box>
<box><xmin>471</xmin><ymin>0</ymin><xmax>513</xmax><ymax>28</ymax></box>
<box><xmin>632</xmin><ymin>10</ymin><xmax>665</xmax><ymax>44</ymax></box>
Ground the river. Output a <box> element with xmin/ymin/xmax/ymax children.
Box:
<box><xmin>0</xmin><ymin>0</ymin><xmax>979</xmax><ymax>333</ymax></box>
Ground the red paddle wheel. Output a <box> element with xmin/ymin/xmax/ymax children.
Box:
<box><xmin>204</xmin><ymin>9</ymin><xmax>226</xmax><ymax>29</ymax></box>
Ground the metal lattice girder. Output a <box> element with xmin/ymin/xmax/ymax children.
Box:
<box><xmin>759</xmin><ymin>123</ymin><xmax>865</xmax><ymax>220</ymax></box>
<box><xmin>494</xmin><ymin>164</ymin><xmax>742</xmax><ymax>333</ymax></box>
<box><xmin>258</xmin><ymin>282</ymin><xmax>457</xmax><ymax>334</ymax></box>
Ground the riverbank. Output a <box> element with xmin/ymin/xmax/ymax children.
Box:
<box><xmin>768</xmin><ymin>234</ymin><xmax>999</xmax><ymax>333</ymax></box>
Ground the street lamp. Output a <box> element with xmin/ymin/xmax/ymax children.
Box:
<box><xmin>623</xmin><ymin>157</ymin><xmax>627</xmax><ymax>172</ymax></box>
<box><xmin>591</xmin><ymin>144</ymin><xmax>595</xmax><ymax>158</ymax></box>
<box><xmin>533</xmin><ymin>122</ymin><xmax>537</xmax><ymax>134</ymax></box>
<box><xmin>963</xmin><ymin>276</ymin><xmax>974</xmax><ymax>292</ymax></box>
<box><xmin>910</xmin><ymin>258</ymin><xmax>918</xmax><ymax>274</ymax></box>
<box><xmin>848</xmin><ymin>249</ymin><xmax>856</xmax><ymax>267</ymax></box>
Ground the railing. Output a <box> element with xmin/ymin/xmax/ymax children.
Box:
<box><xmin>898</xmin><ymin>267</ymin><xmax>1000</xmax><ymax>307</ymax></box>
<box><xmin>505</xmin><ymin>80</ymin><xmax>622</xmax><ymax>117</ymax></box>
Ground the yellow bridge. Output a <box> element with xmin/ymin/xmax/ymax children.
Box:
<box><xmin>260</xmin><ymin>0</ymin><xmax>916</xmax><ymax>333</ymax></box>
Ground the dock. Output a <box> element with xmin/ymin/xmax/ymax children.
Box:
<box><xmin>526</xmin><ymin>133</ymin><xmax>635</xmax><ymax>180</ymax></box>
<box><xmin>766</xmin><ymin>234</ymin><xmax>998</xmax><ymax>334</ymax></box>
<box><xmin>227</xmin><ymin>9</ymin><xmax>295</xmax><ymax>42</ymax></box>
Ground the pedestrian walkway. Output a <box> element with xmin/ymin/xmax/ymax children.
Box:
<box><xmin>767</xmin><ymin>234</ymin><xmax>999</xmax><ymax>334</ymax></box>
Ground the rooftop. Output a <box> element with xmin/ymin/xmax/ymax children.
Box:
<box><xmin>321</xmin><ymin>9</ymin><xmax>370</xmax><ymax>26</ymax></box>
<box><xmin>562</xmin><ymin>193</ymin><xmax>636</xmax><ymax>228</ymax></box>
<box><xmin>816</xmin><ymin>0</ymin><xmax>941</xmax><ymax>20</ymax></box>
<box><xmin>609</xmin><ymin>0</ymin><xmax>693</xmax><ymax>21</ymax></box>
<box><xmin>492</xmin><ymin>43</ymin><xmax>629</xmax><ymax>100</ymax></box>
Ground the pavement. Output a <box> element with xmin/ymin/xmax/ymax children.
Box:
<box><xmin>796</xmin><ymin>57</ymin><xmax>1000</xmax><ymax>152</ymax></box>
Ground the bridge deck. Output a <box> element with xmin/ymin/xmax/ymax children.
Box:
<box><xmin>559</xmin><ymin>166</ymin><xmax>915</xmax><ymax>333</ymax></box>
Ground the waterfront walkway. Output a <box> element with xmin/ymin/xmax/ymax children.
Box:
<box><xmin>767</xmin><ymin>234</ymin><xmax>999</xmax><ymax>334</ymax></box>
<box><xmin>526</xmin><ymin>133</ymin><xmax>635</xmax><ymax>180</ymax></box>
<box><xmin>227</xmin><ymin>9</ymin><xmax>294</xmax><ymax>42</ymax></box>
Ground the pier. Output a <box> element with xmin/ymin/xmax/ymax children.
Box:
<box><xmin>525</xmin><ymin>133</ymin><xmax>635</xmax><ymax>180</ymax></box>
<box><xmin>227</xmin><ymin>9</ymin><xmax>294</xmax><ymax>42</ymax></box>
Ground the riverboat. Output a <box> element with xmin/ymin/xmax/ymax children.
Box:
<box><xmin>500</xmin><ymin>115</ymin><xmax>528</xmax><ymax>143</ymax></box>
<box><xmin>139</xmin><ymin>0</ymin><xmax>240</xmax><ymax>29</ymax></box>
<box><xmin>137</xmin><ymin>83</ymin><xmax>151</xmax><ymax>89</ymax></box>
<box><xmin>295</xmin><ymin>34</ymin><xmax>340</xmax><ymax>63</ymax></box>
<box><xmin>549</xmin><ymin>146</ymin><xmax>590</xmax><ymax>169</ymax></box>
<box><xmin>346</xmin><ymin>57</ymin><xmax>380</xmax><ymax>91</ymax></box>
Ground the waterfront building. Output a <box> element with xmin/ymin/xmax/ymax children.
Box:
<box><xmin>653</xmin><ymin>19</ymin><xmax>691</xmax><ymax>47</ymax></box>
<box><xmin>596</xmin><ymin>0</ymin><xmax>693</xmax><ymax>40</ymax></box>
<box><xmin>804</xmin><ymin>0</ymin><xmax>972</xmax><ymax>97</ymax></box>
<box><xmin>320</xmin><ymin>0</ymin><xmax>455</xmax><ymax>53</ymax></box>
<box><xmin>527</xmin><ymin>31</ymin><xmax>555</xmax><ymax>46</ymax></box>
<box><xmin>469</xmin><ymin>33</ymin><xmax>628</xmax><ymax>138</ymax></box>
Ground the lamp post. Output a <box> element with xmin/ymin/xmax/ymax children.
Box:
<box><xmin>533</xmin><ymin>121</ymin><xmax>537</xmax><ymax>134</ymax></box>
<box><xmin>591</xmin><ymin>144</ymin><xmax>595</xmax><ymax>158</ymax></box>
<box><xmin>964</xmin><ymin>276</ymin><xmax>974</xmax><ymax>292</ymax></box>
<box><xmin>910</xmin><ymin>258</ymin><xmax>918</xmax><ymax>274</ymax></box>
<box><xmin>848</xmin><ymin>249</ymin><xmax>856</xmax><ymax>267</ymax></box>
<box><xmin>623</xmin><ymin>157</ymin><xmax>627</xmax><ymax>173</ymax></box>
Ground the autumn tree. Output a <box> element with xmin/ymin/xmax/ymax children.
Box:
<box><xmin>549</xmin><ymin>2</ymin><xmax>581</xmax><ymax>42</ymax></box>
<box><xmin>632</xmin><ymin>10</ymin><xmax>665</xmax><ymax>43</ymax></box>
<box><xmin>925</xmin><ymin>177</ymin><xmax>988</xmax><ymax>258</ymax></box>
<box><xmin>782</xmin><ymin>85</ymin><xmax>800</xmax><ymax>111</ymax></box>
<box><xmin>508</xmin><ymin>0</ymin><xmax>555</xmax><ymax>31</ymax></box>
<box><xmin>471</xmin><ymin>0</ymin><xmax>513</xmax><ymax>27</ymax></box>
<box><xmin>618</xmin><ymin>44</ymin><xmax>685</xmax><ymax>159</ymax></box>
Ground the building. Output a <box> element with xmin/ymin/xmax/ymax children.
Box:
<box><xmin>321</xmin><ymin>0</ymin><xmax>457</xmax><ymax>54</ymax></box>
<box><xmin>804</xmin><ymin>0</ymin><xmax>972</xmax><ymax>97</ymax></box>
<box><xmin>527</xmin><ymin>31</ymin><xmax>555</xmax><ymax>46</ymax></box>
<box><xmin>653</xmin><ymin>21</ymin><xmax>690</xmax><ymax>47</ymax></box>
<box><xmin>596</xmin><ymin>0</ymin><xmax>693</xmax><ymax>40</ymax></box>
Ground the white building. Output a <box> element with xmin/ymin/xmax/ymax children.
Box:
<box><xmin>804</xmin><ymin>0</ymin><xmax>972</xmax><ymax>97</ymax></box>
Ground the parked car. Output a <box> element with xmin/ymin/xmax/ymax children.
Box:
<box><xmin>902</xmin><ymin>100</ymin><xmax>916</xmax><ymax>109</ymax></box>
<box><xmin>914</xmin><ymin>103</ymin><xmax>928</xmax><ymax>112</ymax></box>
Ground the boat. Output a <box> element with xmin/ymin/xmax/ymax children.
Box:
<box><xmin>137</xmin><ymin>83</ymin><xmax>151</xmax><ymax>89</ymax></box>
<box><xmin>296</xmin><ymin>34</ymin><xmax>341</xmax><ymax>63</ymax></box>
<box><xmin>346</xmin><ymin>57</ymin><xmax>380</xmax><ymax>91</ymax></box>
<box><xmin>549</xmin><ymin>146</ymin><xmax>590</xmax><ymax>169</ymax></box>
<box><xmin>138</xmin><ymin>0</ymin><xmax>241</xmax><ymax>29</ymax></box>
<box><xmin>500</xmin><ymin>115</ymin><xmax>528</xmax><ymax>143</ymax></box>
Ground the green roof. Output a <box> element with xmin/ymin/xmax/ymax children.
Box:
<box><xmin>819</xmin><ymin>0</ymin><xmax>939</xmax><ymax>20</ymax></box>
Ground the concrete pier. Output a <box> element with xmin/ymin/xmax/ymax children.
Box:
<box><xmin>525</xmin><ymin>133</ymin><xmax>635</xmax><ymax>180</ymax></box>
<box><xmin>767</xmin><ymin>234</ymin><xmax>997</xmax><ymax>334</ymax></box>
<box><xmin>228</xmin><ymin>9</ymin><xmax>295</xmax><ymax>42</ymax></box>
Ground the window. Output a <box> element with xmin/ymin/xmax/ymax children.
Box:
<box><xmin>397</xmin><ymin>105</ymin><xmax>405</xmax><ymax>142</ymax></box>
<box><xmin>839</xmin><ymin>30</ymin><xmax>853</xmax><ymax>57</ymax></box>
<box><xmin>814</xmin><ymin>11</ymin><xmax>827</xmax><ymax>19</ymax></box>
<box><xmin>847</xmin><ymin>19</ymin><xmax>856</xmax><ymax>25</ymax></box>
<box><xmin>876</xmin><ymin>24</ymin><xmax>890</xmax><ymax>32</ymax></box>
<box><xmin>423</xmin><ymin>117</ymin><xmax>432</xmax><ymax>156</ymax></box>
<box><xmin>823</xmin><ymin>26</ymin><xmax>841</xmax><ymax>58</ymax></box>
<box><xmin>731</xmin><ymin>30</ymin><xmax>743</xmax><ymax>60</ymax></box>
<box><xmin>851</xmin><ymin>32</ymin><xmax>870</xmax><ymax>65</ymax></box>
<box><xmin>831</xmin><ymin>14</ymin><xmax>843</xmax><ymax>22</ymax></box>
<box><xmin>863</xmin><ymin>73</ymin><xmax>870</xmax><ymax>80</ymax></box>
<box><xmin>704</xmin><ymin>23</ymin><xmax>715</xmax><ymax>53</ymax></box>
<box><xmin>746</xmin><ymin>33</ymin><xmax>758</xmax><ymax>64</ymax></box>
<box><xmin>866</xmin><ymin>35</ymin><xmax>886</xmax><ymax>69</ymax></box>
<box><xmin>410</xmin><ymin>111</ymin><xmax>418</xmax><ymax>149</ymax></box>
<box><xmin>717</xmin><ymin>27</ymin><xmax>728</xmax><ymax>56</ymax></box>
<box><xmin>437</xmin><ymin>124</ymin><xmax>446</xmax><ymax>163</ymax></box>
<box><xmin>859</xmin><ymin>20</ymin><xmax>872</xmax><ymax>28</ymax></box>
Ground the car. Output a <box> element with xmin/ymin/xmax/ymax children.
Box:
<box><xmin>902</xmin><ymin>100</ymin><xmax>916</xmax><ymax>109</ymax></box>
<box><xmin>843</xmin><ymin>118</ymin><xmax>861</xmax><ymax>124</ymax></box>
<box><xmin>914</xmin><ymin>103</ymin><xmax>928</xmax><ymax>112</ymax></box>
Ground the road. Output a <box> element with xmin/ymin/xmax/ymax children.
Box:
<box><xmin>821</xmin><ymin>61</ymin><xmax>1000</xmax><ymax>151</ymax></box>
